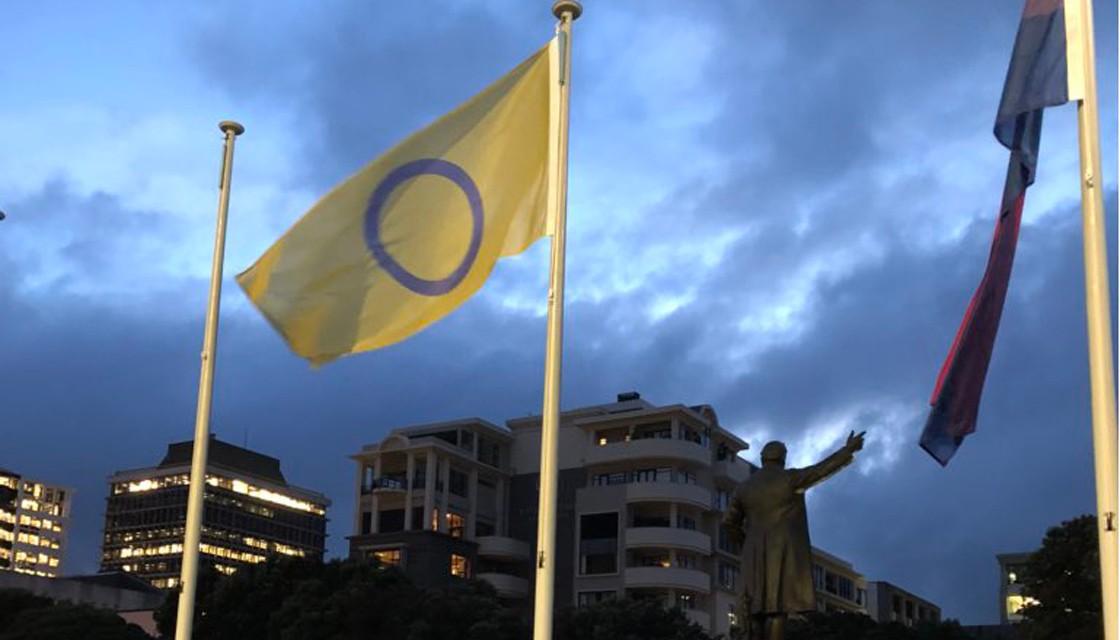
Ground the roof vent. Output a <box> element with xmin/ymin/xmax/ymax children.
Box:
<box><xmin>617</xmin><ymin>391</ymin><xmax>641</xmax><ymax>402</ymax></box>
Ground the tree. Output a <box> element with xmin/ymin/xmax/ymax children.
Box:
<box><xmin>783</xmin><ymin>610</ymin><xmax>974</xmax><ymax>640</ymax></box>
<box><xmin>555</xmin><ymin>597</ymin><xmax>712</xmax><ymax>640</ymax></box>
<box><xmin>1019</xmin><ymin>514</ymin><xmax>1102</xmax><ymax>640</ymax></box>
<box><xmin>154</xmin><ymin>557</ymin><xmax>528</xmax><ymax>640</ymax></box>
<box><xmin>0</xmin><ymin>589</ymin><xmax>151</xmax><ymax>640</ymax></box>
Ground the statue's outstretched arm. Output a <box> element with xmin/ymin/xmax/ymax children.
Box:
<box><xmin>790</xmin><ymin>430</ymin><xmax>866</xmax><ymax>491</ymax></box>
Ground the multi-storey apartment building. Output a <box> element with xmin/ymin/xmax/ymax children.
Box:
<box><xmin>349</xmin><ymin>392</ymin><xmax>755</xmax><ymax>636</ymax></box>
<box><xmin>0</xmin><ymin>468</ymin><xmax>71</xmax><ymax>577</ymax></box>
<box><xmin>865</xmin><ymin>580</ymin><xmax>941</xmax><ymax>626</ymax></box>
<box><xmin>811</xmin><ymin>547</ymin><xmax>868</xmax><ymax>614</ymax></box>
<box><xmin>101</xmin><ymin>437</ymin><xmax>330</xmax><ymax>589</ymax></box>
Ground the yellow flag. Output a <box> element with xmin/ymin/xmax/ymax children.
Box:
<box><xmin>238</xmin><ymin>40</ymin><xmax>557</xmax><ymax>365</ymax></box>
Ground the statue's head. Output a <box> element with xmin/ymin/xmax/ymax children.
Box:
<box><xmin>760</xmin><ymin>441</ymin><xmax>787</xmax><ymax>468</ymax></box>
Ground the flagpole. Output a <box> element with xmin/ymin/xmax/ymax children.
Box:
<box><xmin>1070</xmin><ymin>1</ymin><xmax>1117</xmax><ymax>638</ymax></box>
<box><xmin>533</xmin><ymin>3</ymin><xmax>579</xmax><ymax>640</ymax></box>
<box><xmin>174</xmin><ymin>120</ymin><xmax>244</xmax><ymax>640</ymax></box>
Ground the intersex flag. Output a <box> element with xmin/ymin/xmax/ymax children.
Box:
<box><xmin>238</xmin><ymin>40</ymin><xmax>558</xmax><ymax>365</ymax></box>
<box><xmin>921</xmin><ymin>0</ymin><xmax>1086</xmax><ymax>465</ymax></box>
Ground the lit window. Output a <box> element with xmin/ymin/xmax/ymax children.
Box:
<box><xmin>447</xmin><ymin>513</ymin><xmax>465</xmax><ymax>538</ymax></box>
<box><xmin>598</xmin><ymin>437</ymin><xmax>607</xmax><ymax>446</ymax></box>
<box><xmin>372</xmin><ymin>549</ymin><xmax>402</xmax><ymax>566</ymax></box>
<box><xmin>1008</xmin><ymin>571</ymin><xmax>1017</xmax><ymax>584</ymax></box>
<box><xmin>1007</xmin><ymin>595</ymin><xmax>1040</xmax><ymax>616</ymax></box>
<box><xmin>450</xmin><ymin>554</ymin><xmax>470</xmax><ymax>578</ymax></box>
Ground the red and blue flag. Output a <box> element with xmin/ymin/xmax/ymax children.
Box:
<box><xmin>921</xmin><ymin>0</ymin><xmax>1085</xmax><ymax>465</ymax></box>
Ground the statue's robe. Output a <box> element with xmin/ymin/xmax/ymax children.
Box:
<box><xmin>723</xmin><ymin>446</ymin><xmax>854</xmax><ymax>616</ymax></box>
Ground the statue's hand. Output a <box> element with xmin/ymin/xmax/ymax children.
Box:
<box><xmin>846</xmin><ymin>430</ymin><xmax>866</xmax><ymax>452</ymax></box>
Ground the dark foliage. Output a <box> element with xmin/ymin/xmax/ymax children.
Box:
<box><xmin>1019</xmin><ymin>514</ymin><xmax>1102</xmax><ymax>640</ymax></box>
<box><xmin>554</xmin><ymin>597</ymin><xmax>712</xmax><ymax>640</ymax></box>
<box><xmin>154</xmin><ymin>557</ymin><xmax>529</xmax><ymax>640</ymax></box>
<box><xmin>0</xmin><ymin>588</ymin><xmax>151</xmax><ymax>640</ymax></box>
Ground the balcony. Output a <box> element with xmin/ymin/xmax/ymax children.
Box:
<box><xmin>625</xmin><ymin>527</ymin><xmax>711</xmax><ymax>554</ymax></box>
<box><xmin>371</xmin><ymin>475</ymin><xmax>408</xmax><ymax>493</ymax></box>
<box><xmin>585</xmin><ymin>438</ymin><xmax>710</xmax><ymax>467</ymax></box>
<box><xmin>476</xmin><ymin>536</ymin><xmax>531</xmax><ymax>561</ymax></box>
<box><xmin>478</xmin><ymin>572</ymin><xmax>529</xmax><ymax>598</ymax></box>
<box><xmin>624</xmin><ymin>566</ymin><xmax>711</xmax><ymax>593</ymax></box>
<box><xmin>624</xmin><ymin>482</ymin><xmax>712</xmax><ymax>510</ymax></box>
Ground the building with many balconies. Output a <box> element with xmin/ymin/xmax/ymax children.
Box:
<box><xmin>349</xmin><ymin>392</ymin><xmax>755</xmax><ymax>636</ymax></box>
<box><xmin>0</xmin><ymin>468</ymin><xmax>72</xmax><ymax>577</ymax></box>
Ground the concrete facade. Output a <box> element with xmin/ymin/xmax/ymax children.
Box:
<box><xmin>348</xmin><ymin>393</ymin><xmax>754</xmax><ymax>636</ymax></box>
<box><xmin>865</xmin><ymin>580</ymin><xmax>940</xmax><ymax>626</ymax></box>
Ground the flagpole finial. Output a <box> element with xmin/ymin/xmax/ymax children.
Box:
<box><xmin>219</xmin><ymin>120</ymin><xmax>245</xmax><ymax>136</ymax></box>
<box><xmin>552</xmin><ymin>0</ymin><xmax>581</xmax><ymax>20</ymax></box>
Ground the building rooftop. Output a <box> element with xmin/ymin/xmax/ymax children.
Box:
<box><xmin>160</xmin><ymin>437</ymin><xmax>286</xmax><ymax>485</ymax></box>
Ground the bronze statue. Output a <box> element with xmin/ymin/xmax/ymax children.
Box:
<box><xmin>723</xmin><ymin>430</ymin><xmax>866</xmax><ymax>640</ymax></box>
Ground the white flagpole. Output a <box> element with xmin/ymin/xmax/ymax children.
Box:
<box><xmin>533</xmin><ymin>4</ymin><xmax>580</xmax><ymax>640</ymax></box>
<box><xmin>174</xmin><ymin>120</ymin><xmax>244</xmax><ymax>640</ymax></box>
<box><xmin>1069</xmin><ymin>1</ymin><xmax>1117</xmax><ymax>638</ymax></box>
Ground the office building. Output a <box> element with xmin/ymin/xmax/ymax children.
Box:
<box><xmin>101</xmin><ymin>437</ymin><xmax>330</xmax><ymax>589</ymax></box>
<box><xmin>865</xmin><ymin>580</ymin><xmax>940</xmax><ymax>626</ymax></box>
<box><xmin>996</xmin><ymin>551</ymin><xmax>1035</xmax><ymax>624</ymax></box>
<box><xmin>349</xmin><ymin>392</ymin><xmax>755</xmax><ymax>636</ymax></box>
<box><xmin>0</xmin><ymin>468</ymin><xmax>72</xmax><ymax>577</ymax></box>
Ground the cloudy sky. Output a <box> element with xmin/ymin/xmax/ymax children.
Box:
<box><xmin>1</xmin><ymin>0</ymin><xmax>1116</xmax><ymax>625</ymax></box>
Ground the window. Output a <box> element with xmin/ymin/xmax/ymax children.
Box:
<box><xmin>371</xmin><ymin>548</ymin><xmax>401</xmax><ymax>567</ymax></box>
<box><xmin>676</xmin><ymin>592</ymin><xmax>696</xmax><ymax>610</ymax></box>
<box><xmin>459</xmin><ymin>430</ymin><xmax>474</xmax><ymax>451</ymax></box>
<box><xmin>812</xmin><ymin>565</ymin><xmax>824</xmax><ymax>590</ymax></box>
<box><xmin>450</xmin><ymin>554</ymin><xmax>470</xmax><ymax>578</ymax></box>
<box><xmin>676</xmin><ymin>514</ymin><xmax>696</xmax><ymax>530</ymax></box>
<box><xmin>447</xmin><ymin>512</ymin><xmax>465</xmax><ymax>538</ymax></box>
<box><xmin>632</xmin><ymin>469</ymin><xmax>656</xmax><ymax>483</ymax></box>
<box><xmin>475</xmin><ymin>520</ymin><xmax>495</xmax><ymax>537</ymax></box>
<box><xmin>449</xmin><ymin>469</ymin><xmax>468</xmax><ymax>497</ymax></box>
<box><xmin>633</xmin><ymin>514</ymin><xmax>670</xmax><ymax>528</ymax></box>
<box><xmin>718</xmin><ymin>526</ymin><xmax>741</xmax><ymax>555</ymax></box>
<box><xmin>675</xmin><ymin>554</ymin><xmax>697</xmax><ymax>569</ymax></box>
<box><xmin>825</xmin><ymin>571</ymin><xmax>837</xmax><ymax>594</ymax></box>
<box><xmin>728</xmin><ymin>611</ymin><xmax>739</xmax><ymax>628</ymax></box>
<box><xmin>715</xmin><ymin>490</ymin><xmax>731</xmax><ymax>511</ymax></box>
<box><xmin>838</xmin><ymin>576</ymin><xmax>853</xmax><ymax>601</ymax></box>
<box><xmin>719</xmin><ymin>562</ymin><xmax>739</xmax><ymax>590</ymax></box>
<box><xmin>360</xmin><ymin>511</ymin><xmax>372</xmax><ymax>535</ymax></box>
<box><xmin>577</xmin><ymin>591</ymin><xmax>616</xmax><ymax>607</ymax></box>
<box><xmin>579</xmin><ymin>513</ymin><xmax>618</xmax><ymax>575</ymax></box>
<box><xmin>905</xmin><ymin>600</ymin><xmax>914</xmax><ymax>621</ymax></box>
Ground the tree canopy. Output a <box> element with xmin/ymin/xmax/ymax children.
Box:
<box><xmin>1019</xmin><ymin>514</ymin><xmax>1102</xmax><ymax>640</ymax></box>
<box><xmin>0</xmin><ymin>588</ymin><xmax>151</xmax><ymax>640</ymax></box>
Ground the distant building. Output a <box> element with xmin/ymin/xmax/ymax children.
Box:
<box><xmin>100</xmin><ymin>437</ymin><xmax>330</xmax><ymax>589</ymax></box>
<box><xmin>996</xmin><ymin>551</ymin><xmax>1035</xmax><ymax>624</ymax></box>
<box><xmin>348</xmin><ymin>392</ymin><xmax>755</xmax><ymax>637</ymax></box>
<box><xmin>811</xmin><ymin>547</ymin><xmax>868</xmax><ymax>614</ymax></box>
<box><xmin>865</xmin><ymin>580</ymin><xmax>941</xmax><ymax>626</ymax></box>
<box><xmin>0</xmin><ymin>570</ymin><xmax>163</xmax><ymax>636</ymax></box>
<box><xmin>0</xmin><ymin>468</ymin><xmax>72</xmax><ymax>577</ymax></box>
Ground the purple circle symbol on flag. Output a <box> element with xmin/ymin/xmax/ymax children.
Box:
<box><xmin>364</xmin><ymin>158</ymin><xmax>484</xmax><ymax>296</ymax></box>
